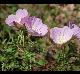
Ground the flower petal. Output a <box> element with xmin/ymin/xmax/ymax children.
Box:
<box><xmin>16</xmin><ymin>9</ymin><xmax>28</xmax><ymax>19</ymax></box>
<box><xmin>22</xmin><ymin>16</ymin><xmax>48</xmax><ymax>36</ymax></box>
<box><xmin>75</xmin><ymin>28</ymin><xmax>80</xmax><ymax>40</ymax></box>
<box><xmin>67</xmin><ymin>21</ymin><xmax>79</xmax><ymax>35</ymax></box>
<box><xmin>5</xmin><ymin>14</ymin><xmax>16</xmax><ymax>26</ymax></box>
<box><xmin>5</xmin><ymin>9</ymin><xmax>28</xmax><ymax>26</ymax></box>
<box><xmin>50</xmin><ymin>26</ymin><xmax>73</xmax><ymax>44</ymax></box>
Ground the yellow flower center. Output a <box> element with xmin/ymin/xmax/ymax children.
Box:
<box><xmin>57</xmin><ymin>35</ymin><xmax>66</xmax><ymax>44</ymax></box>
<box><xmin>32</xmin><ymin>25</ymin><xmax>36</xmax><ymax>30</ymax></box>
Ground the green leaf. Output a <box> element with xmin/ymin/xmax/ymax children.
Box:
<box><xmin>64</xmin><ymin>45</ymin><xmax>70</xmax><ymax>55</ymax></box>
<box><xmin>37</xmin><ymin>59</ymin><xmax>46</xmax><ymax>66</ymax></box>
<box><xmin>6</xmin><ymin>48</ymin><xmax>13</xmax><ymax>53</ymax></box>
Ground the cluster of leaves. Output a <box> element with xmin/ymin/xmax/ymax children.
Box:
<box><xmin>0</xmin><ymin>23</ymin><xmax>48</xmax><ymax>71</ymax></box>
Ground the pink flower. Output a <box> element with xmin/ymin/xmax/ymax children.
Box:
<box><xmin>75</xmin><ymin>28</ymin><xmax>80</xmax><ymax>40</ymax></box>
<box><xmin>67</xmin><ymin>21</ymin><xmax>79</xmax><ymax>35</ymax></box>
<box><xmin>21</xmin><ymin>16</ymin><xmax>48</xmax><ymax>36</ymax></box>
<box><xmin>67</xmin><ymin>21</ymin><xmax>80</xmax><ymax>41</ymax></box>
<box><xmin>5</xmin><ymin>9</ymin><xmax>28</xmax><ymax>26</ymax></box>
<box><xmin>50</xmin><ymin>26</ymin><xmax>73</xmax><ymax>44</ymax></box>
